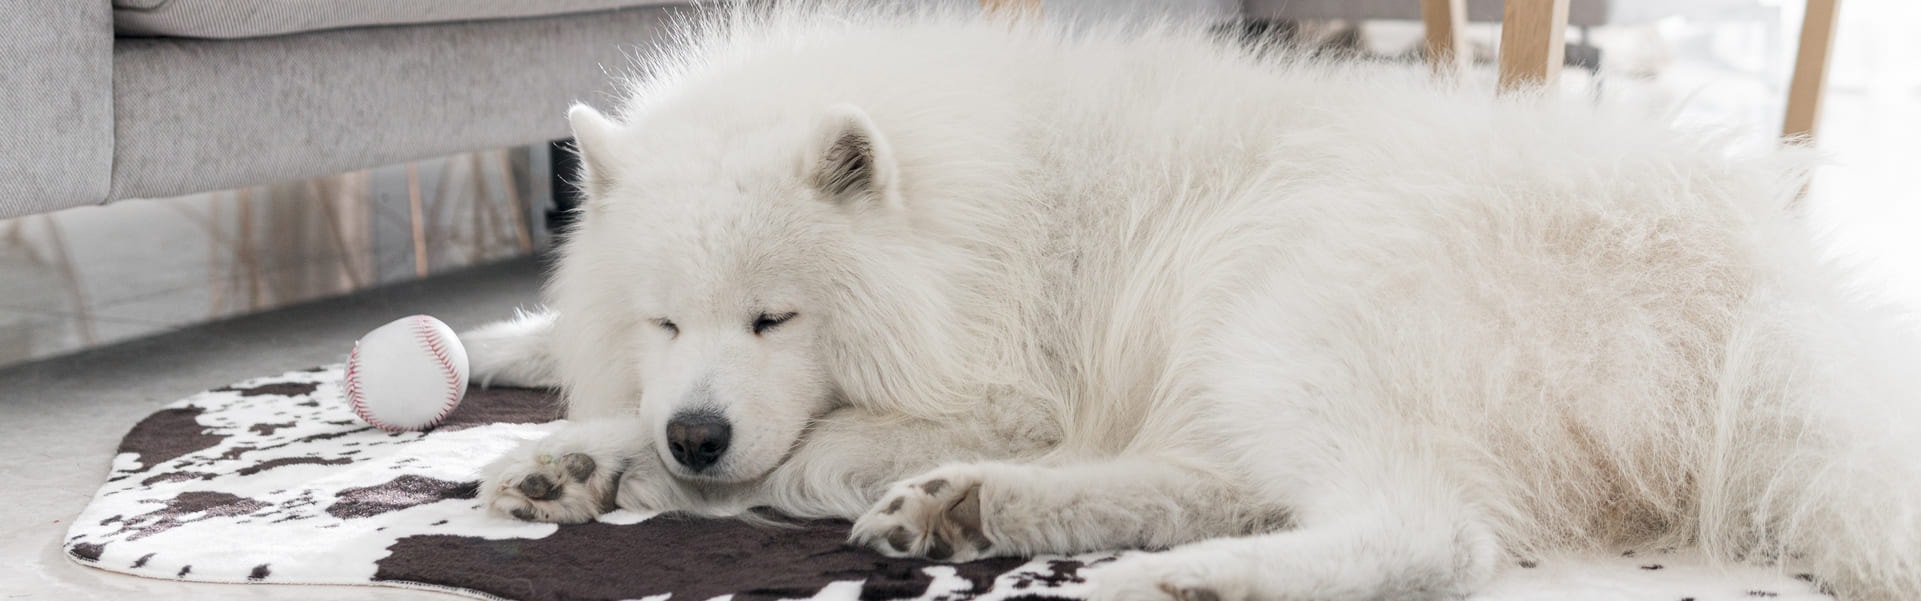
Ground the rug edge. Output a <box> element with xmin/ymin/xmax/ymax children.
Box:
<box><xmin>63</xmin><ymin>548</ymin><xmax>513</xmax><ymax>601</ymax></box>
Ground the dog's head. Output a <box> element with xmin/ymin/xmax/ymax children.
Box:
<box><xmin>550</xmin><ymin>102</ymin><xmax>909</xmax><ymax>484</ymax></box>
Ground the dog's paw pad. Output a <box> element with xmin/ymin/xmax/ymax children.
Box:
<box><xmin>850</xmin><ymin>465</ymin><xmax>992</xmax><ymax>562</ymax></box>
<box><xmin>561</xmin><ymin>453</ymin><xmax>597</xmax><ymax>482</ymax></box>
<box><xmin>516</xmin><ymin>473</ymin><xmax>562</xmax><ymax>500</ymax></box>
<box><xmin>484</xmin><ymin>449</ymin><xmax>616</xmax><ymax>524</ymax></box>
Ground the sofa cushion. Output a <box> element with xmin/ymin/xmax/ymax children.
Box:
<box><xmin>107</xmin><ymin>6</ymin><xmax>687</xmax><ymax>202</ymax></box>
<box><xmin>114</xmin><ymin>0</ymin><xmax>687</xmax><ymax>39</ymax></box>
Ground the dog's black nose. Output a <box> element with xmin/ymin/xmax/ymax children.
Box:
<box><xmin>665</xmin><ymin>412</ymin><xmax>732</xmax><ymax>472</ymax></box>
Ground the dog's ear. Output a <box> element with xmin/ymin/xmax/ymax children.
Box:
<box><xmin>568</xmin><ymin>104</ymin><xmax>622</xmax><ymax>202</ymax></box>
<box><xmin>807</xmin><ymin>104</ymin><xmax>900</xmax><ymax>210</ymax></box>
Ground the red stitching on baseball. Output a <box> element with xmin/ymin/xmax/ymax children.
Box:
<box><xmin>411</xmin><ymin>315</ymin><xmax>464</xmax><ymax>429</ymax></box>
<box><xmin>345</xmin><ymin>342</ymin><xmax>402</xmax><ymax>432</ymax></box>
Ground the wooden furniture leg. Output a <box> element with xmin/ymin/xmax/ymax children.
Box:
<box><xmin>1421</xmin><ymin>0</ymin><xmax>1469</xmax><ymax>75</ymax></box>
<box><xmin>1497</xmin><ymin>0</ymin><xmax>1571</xmax><ymax>90</ymax></box>
<box><xmin>1783</xmin><ymin>0</ymin><xmax>1841</xmax><ymax>141</ymax></box>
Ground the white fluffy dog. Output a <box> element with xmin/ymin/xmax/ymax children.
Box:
<box><xmin>467</xmin><ymin>5</ymin><xmax>1921</xmax><ymax>600</ymax></box>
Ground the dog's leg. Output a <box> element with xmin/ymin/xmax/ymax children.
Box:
<box><xmin>849</xmin><ymin>458</ymin><xmax>1263</xmax><ymax>563</ymax></box>
<box><xmin>462</xmin><ymin>308</ymin><xmax>561</xmax><ymax>388</ymax></box>
<box><xmin>753</xmin><ymin>407</ymin><xmax>1042</xmax><ymax>521</ymax></box>
<box><xmin>481</xmin><ymin>417</ymin><xmax>648</xmax><ymax>523</ymax></box>
<box><xmin>492</xmin><ymin>405</ymin><xmax>1040</xmax><ymax>523</ymax></box>
<box><xmin>1085</xmin><ymin>454</ymin><xmax>1500</xmax><ymax>601</ymax></box>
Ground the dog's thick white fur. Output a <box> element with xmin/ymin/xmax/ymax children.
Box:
<box><xmin>467</xmin><ymin>5</ymin><xmax>1921</xmax><ymax>600</ymax></box>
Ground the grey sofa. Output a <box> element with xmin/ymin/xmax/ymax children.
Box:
<box><xmin>0</xmin><ymin>0</ymin><xmax>1256</xmax><ymax>221</ymax></box>
<box><xmin>0</xmin><ymin>1</ymin><xmax>692</xmax><ymax>219</ymax></box>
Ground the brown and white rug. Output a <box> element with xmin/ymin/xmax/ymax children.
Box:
<box><xmin>65</xmin><ymin>366</ymin><xmax>1835</xmax><ymax>601</ymax></box>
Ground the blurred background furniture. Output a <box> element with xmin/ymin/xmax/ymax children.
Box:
<box><xmin>4</xmin><ymin>0</ymin><xmax>1840</xmax><ymax>222</ymax></box>
<box><xmin>0</xmin><ymin>1</ymin><xmax>695</xmax><ymax>220</ymax></box>
<box><xmin>1781</xmin><ymin>0</ymin><xmax>1839</xmax><ymax>139</ymax></box>
<box><xmin>1241</xmin><ymin>0</ymin><xmax>1840</xmax><ymax>139</ymax></box>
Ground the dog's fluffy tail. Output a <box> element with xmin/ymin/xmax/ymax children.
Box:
<box><xmin>1784</xmin><ymin>445</ymin><xmax>1921</xmax><ymax>601</ymax></box>
<box><xmin>462</xmin><ymin>308</ymin><xmax>562</xmax><ymax>389</ymax></box>
<box><xmin>1703</xmin><ymin>282</ymin><xmax>1921</xmax><ymax>601</ymax></box>
<box><xmin>1789</xmin><ymin>320</ymin><xmax>1921</xmax><ymax>601</ymax></box>
<box><xmin>1770</xmin><ymin>395</ymin><xmax>1921</xmax><ymax>601</ymax></box>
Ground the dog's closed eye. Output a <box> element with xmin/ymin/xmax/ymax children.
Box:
<box><xmin>752</xmin><ymin>312</ymin><xmax>797</xmax><ymax>335</ymax></box>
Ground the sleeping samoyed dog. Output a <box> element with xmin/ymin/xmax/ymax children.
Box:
<box><xmin>464</xmin><ymin>5</ymin><xmax>1921</xmax><ymax>600</ymax></box>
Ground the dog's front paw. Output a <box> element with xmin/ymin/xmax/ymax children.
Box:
<box><xmin>850</xmin><ymin>464</ymin><xmax>995</xmax><ymax>562</ymax></box>
<box><xmin>481</xmin><ymin>443</ymin><xmax>620</xmax><ymax>524</ymax></box>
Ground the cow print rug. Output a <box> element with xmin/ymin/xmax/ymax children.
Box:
<box><xmin>66</xmin><ymin>365</ymin><xmax>1836</xmax><ymax>601</ymax></box>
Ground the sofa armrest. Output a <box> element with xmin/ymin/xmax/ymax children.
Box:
<box><xmin>0</xmin><ymin>2</ymin><xmax>113</xmax><ymax>219</ymax></box>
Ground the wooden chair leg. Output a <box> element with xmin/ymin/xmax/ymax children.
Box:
<box><xmin>1421</xmin><ymin>0</ymin><xmax>1469</xmax><ymax>75</ymax></box>
<box><xmin>1783</xmin><ymin>0</ymin><xmax>1841</xmax><ymax>141</ymax></box>
<box><xmin>1498</xmin><ymin>0</ymin><xmax>1571</xmax><ymax>90</ymax></box>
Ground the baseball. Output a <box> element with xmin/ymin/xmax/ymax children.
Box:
<box><xmin>343</xmin><ymin>314</ymin><xmax>470</xmax><ymax>432</ymax></box>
